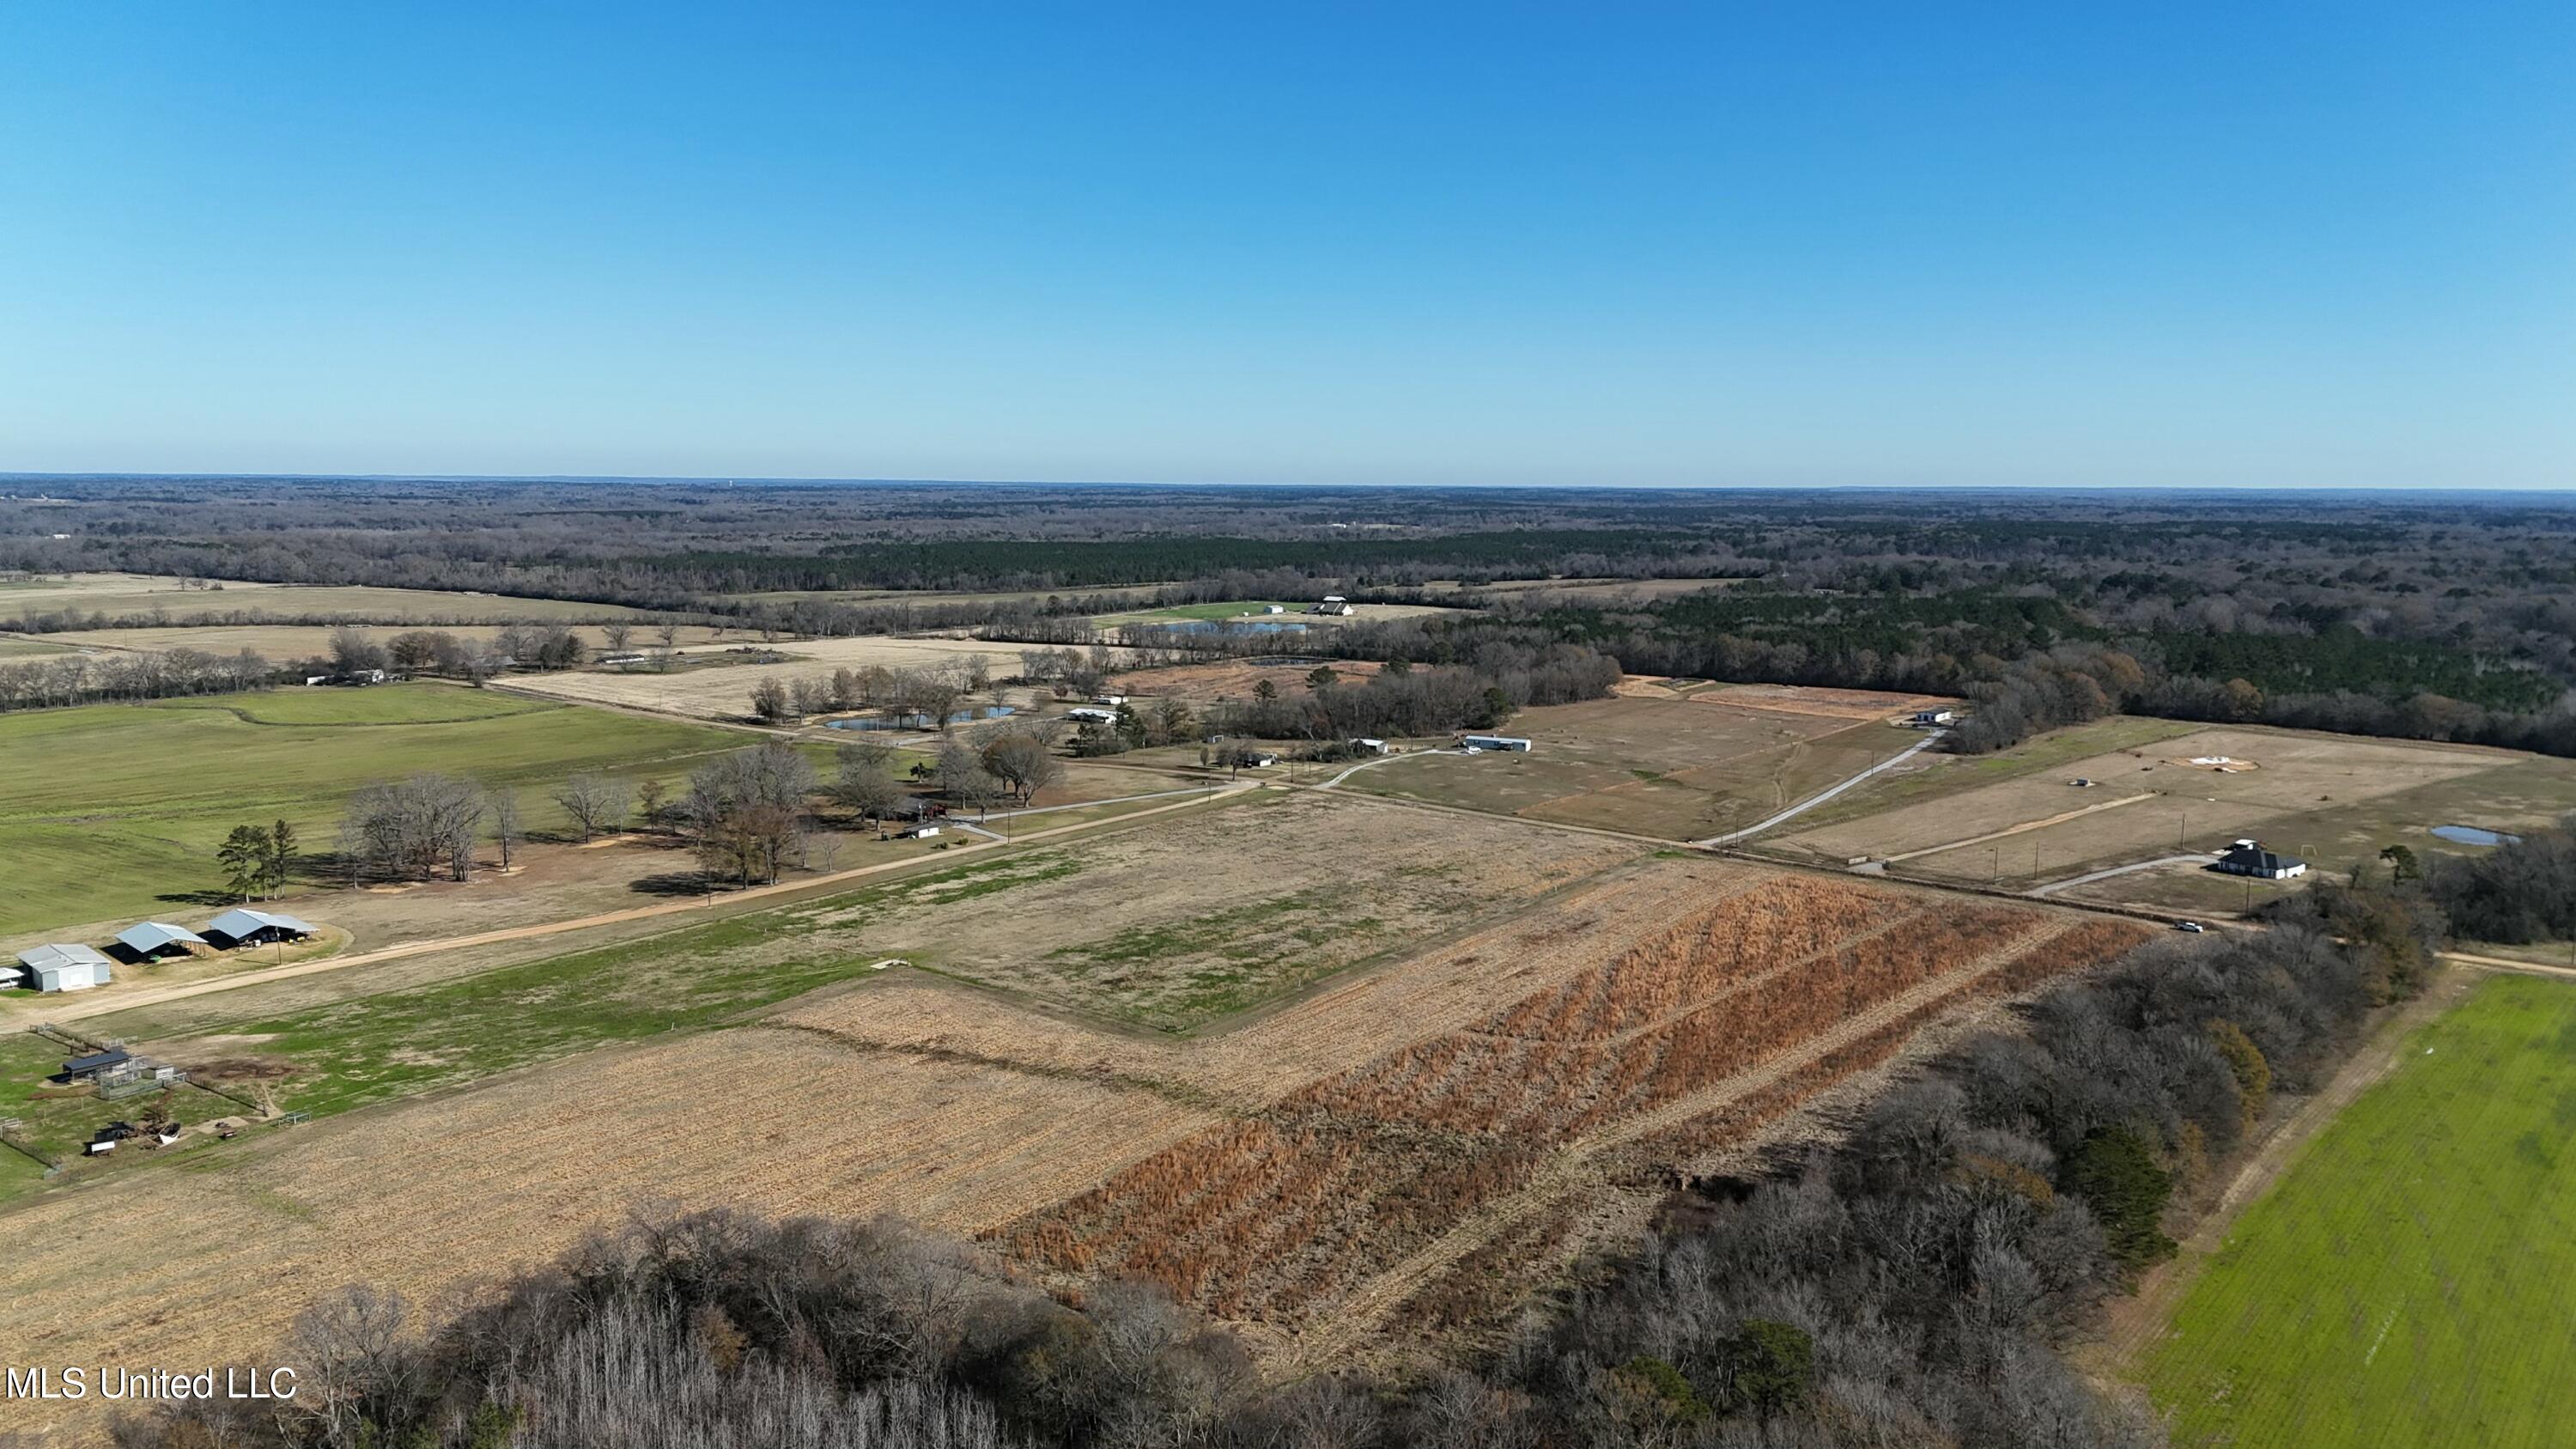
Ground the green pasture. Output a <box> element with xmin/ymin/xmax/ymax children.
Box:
<box><xmin>2142</xmin><ymin>972</ymin><xmax>2576</xmax><ymax>1447</ymax></box>
<box><xmin>0</xmin><ymin>684</ymin><xmax>749</xmax><ymax>936</ymax></box>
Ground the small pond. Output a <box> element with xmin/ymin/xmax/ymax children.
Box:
<box><xmin>2429</xmin><ymin>824</ymin><xmax>2522</xmax><ymax>847</ymax></box>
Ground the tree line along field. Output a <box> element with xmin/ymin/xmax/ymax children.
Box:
<box><xmin>0</xmin><ymin>572</ymin><xmax>666</xmax><ymax>625</ymax></box>
<box><xmin>21</xmin><ymin>620</ymin><xmax>733</xmax><ymax>662</ymax></box>
<box><xmin>2141</xmin><ymin>972</ymin><xmax>2576</xmax><ymax>1448</ymax></box>
<box><xmin>0</xmin><ymin>682</ymin><xmax>750</xmax><ymax>938</ymax></box>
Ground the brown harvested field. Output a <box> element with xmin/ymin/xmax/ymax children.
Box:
<box><xmin>1107</xmin><ymin>655</ymin><xmax>1385</xmax><ymax>704</ymax></box>
<box><xmin>40</xmin><ymin>621</ymin><xmax>732</xmax><ymax>661</ymax></box>
<box><xmin>1778</xmin><ymin>725</ymin><xmax>2512</xmax><ymax>886</ymax></box>
<box><xmin>801</xmin><ymin>789</ymin><xmax>1642</xmax><ymax>1032</ymax></box>
<box><xmin>0</xmin><ymin>574</ymin><xmax>664</xmax><ymax>624</ymax></box>
<box><xmin>1346</xmin><ymin>693</ymin><xmax>1912</xmax><ymax>839</ymax></box>
<box><xmin>988</xmin><ymin>871</ymin><xmax>2155</xmax><ymax>1350</ymax></box>
<box><xmin>0</xmin><ymin>849</ymin><xmax>2154</xmax><ymax>1440</ymax></box>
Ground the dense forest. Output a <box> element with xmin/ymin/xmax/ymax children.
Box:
<box><xmin>4</xmin><ymin>477</ymin><xmax>2572</xmax><ymax>752</ymax></box>
<box><xmin>123</xmin><ymin>886</ymin><xmax>2441</xmax><ymax>1449</ymax></box>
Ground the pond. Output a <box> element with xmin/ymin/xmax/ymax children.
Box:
<box><xmin>2430</xmin><ymin>824</ymin><xmax>2522</xmax><ymax>847</ymax></box>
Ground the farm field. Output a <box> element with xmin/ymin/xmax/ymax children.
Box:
<box><xmin>33</xmin><ymin>621</ymin><xmax>731</xmax><ymax>661</ymax></box>
<box><xmin>498</xmin><ymin>635</ymin><xmax>1121</xmax><ymax>722</ymax></box>
<box><xmin>0</xmin><ymin>634</ymin><xmax>76</xmax><ymax>658</ymax></box>
<box><xmin>1106</xmin><ymin>655</ymin><xmax>1385</xmax><ymax>706</ymax></box>
<box><xmin>2141</xmin><ymin>973</ymin><xmax>2576</xmax><ymax>1448</ymax></box>
<box><xmin>0</xmin><ymin>573</ymin><xmax>664</xmax><ymax>624</ymax></box>
<box><xmin>1346</xmin><ymin>692</ymin><xmax>1913</xmax><ymax>839</ymax></box>
<box><xmin>62</xmin><ymin>792</ymin><xmax>1631</xmax><ymax>1126</ymax></box>
<box><xmin>0</xmin><ymin>683</ymin><xmax>749</xmax><ymax>937</ymax></box>
<box><xmin>1778</xmin><ymin>723</ymin><xmax>2524</xmax><ymax>888</ymax></box>
<box><xmin>0</xmin><ymin>852</ymin><xmax>2155</xmax><ymax>1439</ymax></box>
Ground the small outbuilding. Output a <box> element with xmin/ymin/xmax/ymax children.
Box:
<box><xmin>205</xmin><ymin>908</ymin><xmax>316</xmax><ymax>949</ymax></box>
<box><xmin>61</xmin><ymin>1048</ymin><xmax>133</xmax><ymax>1081</ymax></box>
<box><xmin>115</xmin><ymin>922</ymin><xmax>208</xmax><ymax>959</ymax></box>
<box><xmin>1352</xmin><ymin>738</ymin><xmax>1389</xmax><ymax>755</ymax></box>
<box><xmin>15</xmin><ymin>944</ymin><xmax>113</xmax><ymax>993</ymax></box>
<box><xmin>2213</xmin><ymin>843</ymin><xmax>2307</xmax><ymax>880</ymax></box>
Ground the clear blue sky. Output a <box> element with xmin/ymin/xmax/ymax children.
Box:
<box><xmin>3</xmin><ymin>3</ymin><xmax>2570</xmax><ymax>488</ymax></box>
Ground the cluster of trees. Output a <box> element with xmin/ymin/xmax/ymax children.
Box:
<box><xmin>1211</xmin><ymin>644</ymin><xmax>1619</xmax><ymax>744</ymax></box>
<box><xmin>750</xmin><ymin>656</ymin><xmax>998</xmax><ymax>727</ymax></box>
<box><xmin>684</xmin><ymin>743</ymin><xmax>822</xmax><ymax>885</ymax></box>
<box><xmin>0</xmin><ymin>646</ymin><xmax>275</xmax><ymax>713</ymax></box>
<box><xmin>125</xmin><ymin>885</ymin><xmax>2451</xmax><ymax>1449</ymax></box>
<box><xmin>337</xmin><ymin>775</ymin><xmax>505</xmax><ymax>884</ymax></box>
<box><xmin>215</xmin><ymin>820</ymin><xmax>300</xmax><ymax>901</ymax></box>
<box><xmin>2426</xmin><ymin>815</ymin><xmax>2576</xmax><ymax>945</ymax></box>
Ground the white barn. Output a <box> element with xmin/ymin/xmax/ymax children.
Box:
<box><xmin>14</xmin><ymin>943</ymin><xmax>113</xmax><ymax>993</ymax></box>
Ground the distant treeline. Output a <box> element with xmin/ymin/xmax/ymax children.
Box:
<box><xmin>653</xmin><ymin>529</ymin><xmax>1713</xmax><ymax>593</ymax></box>
<box><xmin>129</xmin><ymin>890</ymin><xmax>2441</xmax><ymax>1449</ymax></box>
<box><xmin>1527</xmin><ymin>587</ymin><xmax>2576</xmax><ymax>756</ymax></box>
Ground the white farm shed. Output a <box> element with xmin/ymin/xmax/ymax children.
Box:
<box><xmin>15</xmin><ymin>944</ymin><xmax>114</xmax><ymax>993</ymax></box>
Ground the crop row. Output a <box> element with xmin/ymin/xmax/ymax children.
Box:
<box><xmin>1475</xmin><ymin>877</ymin><xmax>1911</xmax><ymax>1042</ymax></box>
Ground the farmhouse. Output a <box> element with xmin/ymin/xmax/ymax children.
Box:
<box><xmin>1910</xmin><ymin>709</ymin><xmax>1958</xmax><ymax>728</ymax></box>
<box><xmin>2214</xmin><ymin>843</ymin><xmax>2308</xmax><ymax>880</ymax></box>
<box><xmin>1461</xmin><ymin>734</ymin><xmax>1534</xmax><ymax>752</ymax></box>
<box><xmin>1065</xmin><ymin>706</ymin><xmax>1120</xmax><ymax>725</ymax></box>
<box><xmin>1310</xmin><ymin>595</ymin><xmax>1354</xmax><ymax>616</ymax></box>
<box><xmin>114</xmin><ymin>921</ymin><xmax>207</xmax><ymax>959</ymax></box>
<box><xmin>206</xmin><ymin>908</ymin><xmax>316</xmax><ymax>948</ymax></box>
<box><xmin>1352</xmin><ymin>737</ymin><xmax>1389</xmax><ymax>754</ymax></box>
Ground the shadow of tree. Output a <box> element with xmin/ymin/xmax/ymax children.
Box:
<box><xmin>628</xmin><ymin>871</ymin><xmax>721</xmax><ymax>898</ymax></box>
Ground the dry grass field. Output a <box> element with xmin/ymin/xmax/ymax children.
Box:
<box><xmin>1777</xmin><ymin>725</ymin><xmax>2518</xmax><ymax>888</ymax></box>
<box><xmin>500</xmin><ymin>636</ymin><xmax>1124</xmax><ymax>722</ymax></box>
<box><xmin>1347</xmin><ymin>693</ymin><xmax>1915</xmax><ymax>838</ymax></box>
<box><xmin>35</xmin><ymin>621</ymin><xmax>732</xmax><ymax>661</ymax></box>
<box><xmin>0</xmin><ymin>573</ymin><xmax>662</xmax><ymax>624</ymax></box>
<box><xmin>0</xmin><ymin>847</ymin><xmax>2154</xmax><ymax>1440</ymax></box>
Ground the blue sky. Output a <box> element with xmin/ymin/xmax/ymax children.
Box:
<box><xmin>3</xmin><ymin>3</ymin><xmax>2570</xmax><ymax>487</ymax></box>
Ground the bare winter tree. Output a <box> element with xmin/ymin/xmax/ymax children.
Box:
<box><xmin>553</xmin><ymin>772</ymin><xmax>632</xmax><ymax>843</ymax></box>
<box><xmin>601</xmin><ymin>621</ymin><xmax>634</xmax><ymax>653</ymax></box>
<box><xmin>488</xmin><ymin>786</ymin><xmax>523</xmax><ymax>871</ymax></box>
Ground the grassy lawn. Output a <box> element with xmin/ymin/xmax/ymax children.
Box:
<box><xmin>0</xmin><ymin>683</ymin><xmax>750</xmax><ymax>936</ymax></box>
<box><xmin>2142</xmin><ymin>972</ymin><xmax>2576</xmax><ymax>1447</ymax></box>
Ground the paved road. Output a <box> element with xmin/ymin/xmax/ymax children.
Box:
<box><xmin>2026</xmin><ymin>853</ymin><xmax>2208</xmax><ymax>898</ymax></box>
<box><xmin>1695</xmin><ymin>729</ymin><xmax>1947</xmax><ymax>848</ymax></box>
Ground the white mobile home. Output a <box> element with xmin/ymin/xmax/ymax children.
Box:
<box><xmin>1460</xmin><ymin>734</ymin><xmax>1533</xmax><ymax>753</ymax></box>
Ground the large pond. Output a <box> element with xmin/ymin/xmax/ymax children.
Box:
<box><xmin>2430</xmin><ymin>824</ymin><xmax>2522</xmax><ymax>847</ymax></box>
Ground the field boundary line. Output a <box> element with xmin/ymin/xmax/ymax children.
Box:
<box><xmin>1878</xmin><ymin>790</ymin><xmax>2159</xmax><ymax>864</ymax></box>
<box><xmin>1695</xmin><ymin>728</ymin><xmax>1948</xmax><ymax>846</ymax></box>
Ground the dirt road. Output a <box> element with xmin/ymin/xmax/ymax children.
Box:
<box><xmin>4</xmin><ymin>782</ymin><xmax>1255</xmax><ymax>1026</ymax></box>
